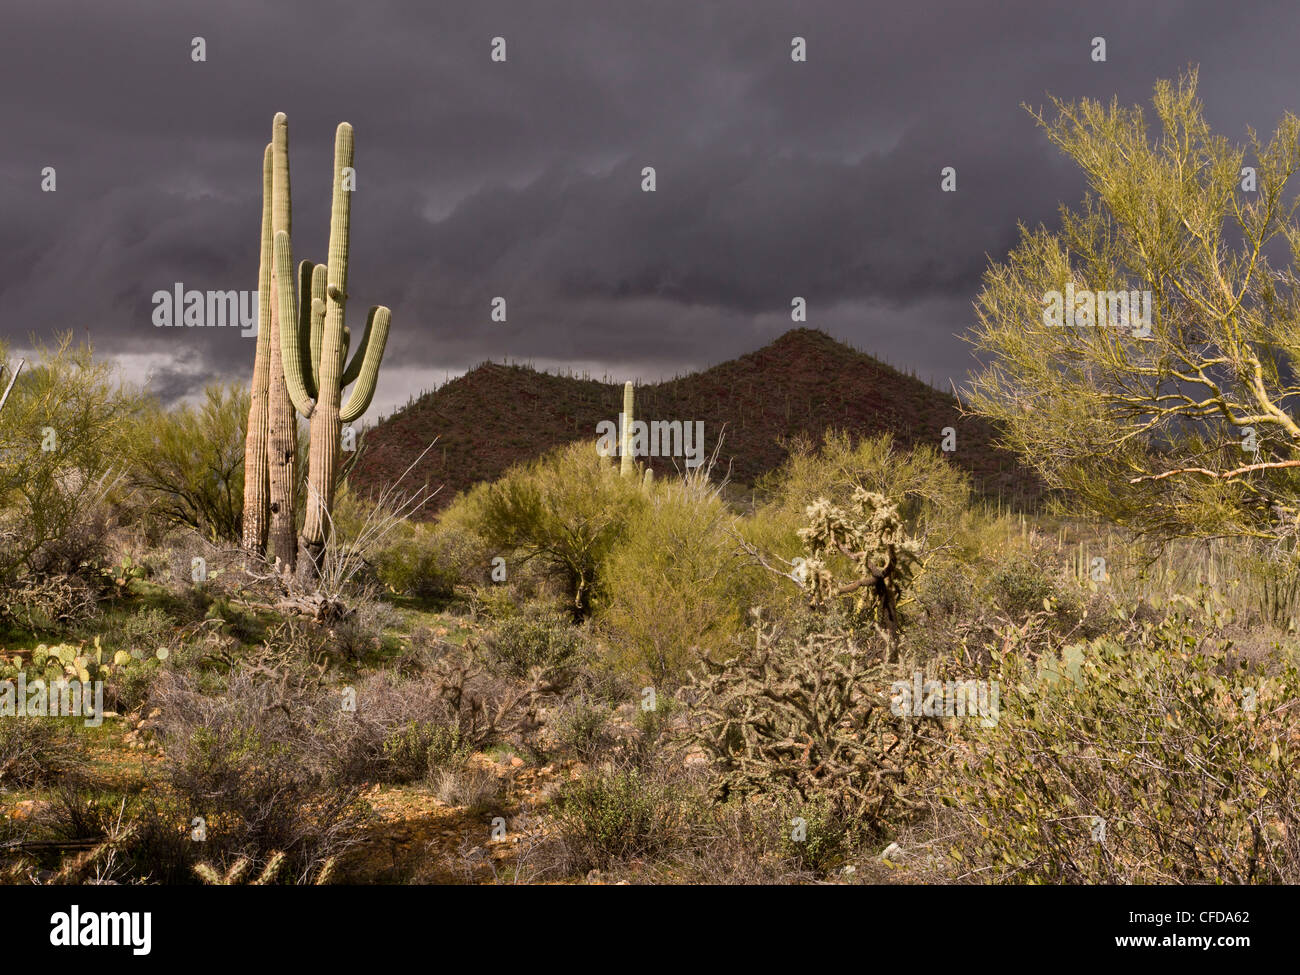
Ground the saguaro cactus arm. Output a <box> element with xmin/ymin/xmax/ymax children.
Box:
<box><xmin>317</xmin><ymin>123</ymin><xmax>354</xmax><ymax>404</ymax></box>
<box><xmin>296</xmin><ymin>259</ymin><xmax>319</xmax><ymax>402</ymax></box>
<box><xmin>340</xmin><ymin>306</ymin><xmax>392</xmax><ymax>423</ymax></box>
<box><xmin>309</xmin><ymin>263</ymin><xmax>327</xmax><ymax>394</ymax></box>
<box><xmin>275</xmin><ymin>230</ymin><xmax>315</xmax><ymax>418</ymax></box>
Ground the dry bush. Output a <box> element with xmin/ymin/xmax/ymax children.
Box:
<box><xmin>151</xmin><ymin>667</ymin><xmax>372</xmax><ymax>883</ymax></box>
<box><xmin>0</xmin><ymin>574</ymin><xmax>100</xmax><ymax>631</ymax></box>
<box><xmin>945</xmin><ymin>610</ymin><xmax>1300</xmax><ymax>883</ymax></box>
<box><xmin>0</xmin><ymin>720</ymin><xmax>79</xmax><ymax>790</ymax></box>
<box><xmin>431</xmin><ymin>764</ymin><xmax>506</xmax><ymax>812</ymax></box>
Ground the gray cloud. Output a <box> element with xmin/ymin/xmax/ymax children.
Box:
<box><xmin>0</xmin><ymin>0</ymin><xmax>1293</xmax><ymax>412</ymax></box>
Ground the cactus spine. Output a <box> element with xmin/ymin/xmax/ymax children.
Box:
<box><xmin>240</xmin><ymin>145</ymin><xmax>274</xmax><ymax>556</ymax></box>
<box><xmin>620</xmin><ymin>381</ymin><xmax>635</xmax><ymax>477</ymax></box>
<box><xmin>265</xmin><ymin>114</ymin><xmax>299</xmax><ymax>570</ymax></box>
<box><xmin>273</xmin><ymin>119</ymin><xmax>392</xmax><ymax>582</ymax></box>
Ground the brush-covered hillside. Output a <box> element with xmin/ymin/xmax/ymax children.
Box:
<box><xmin>348</xmin><ymin>328</ymin><xmax>1041</xmax><ymax>511</ymax></box>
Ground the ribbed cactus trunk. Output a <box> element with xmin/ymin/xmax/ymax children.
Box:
<box><xmin>620</xmin><ymin>381</ymin><xmax>635</xmax><ymax>477</ymax></box>
<box><xmin>272</xmin><ymin>118</ymin><xmax>392</xmax><ymax>587</ymax></box>
<box><xmin>240</xmin><ymin>144</ymin><xmax>273</xmax><ymax>556</ymax></box>
<box><xmin>298</xmin><ymin>123</ymin><xmax>353</xmax><ymax>580</ymax></box>
<box><xmin>266</xmin><ymin>113</ymin><xmax>298</xmax><ymax>571</ymax></box>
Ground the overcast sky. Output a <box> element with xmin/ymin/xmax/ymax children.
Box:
<box><xmin>2</xmin><ymin>0</ymin><xmax>1296</xmax><ymax>417</ymax></box>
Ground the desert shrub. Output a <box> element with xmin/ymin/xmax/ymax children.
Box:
<box><xmin>0</xmin><ymin>335</ymin><xmax>142</xmax><ymax>583</ymax></box>
<box><xmin>554</xmin><ymin>766</ymin><xmax>689</xmax><ymax>871</ymax></box>
<box><xmin>325</xmin><ymin>597</ymin><xmax>404</xmax><ymax>662</ymax></box>
<box><xmin>466</xmin><ymin>584</ymin><xmax>519</xmax><ymax>622</ymax></box>
<box><xmin>371</xmin><ymin>520</ymin><xmax>488</xmax><ymax>600</ymax></box>
<box><xmin>152</xmin><ymin>668</ymin><xmax>373</xmax><ymax>882</ymax></box>
<box><xmin>598</xmin><ymin>476</ymin><xmax>754</xmax><ymax>685</ymax></box>
<box><xmin>382</xmin><ymin>721</ymin><xmax>466</xmax><ymax>783</ymax></box>
<box><xmin>553</xmin><ymin>696</ymin><xmax>610</xmax><ymax>763</ymax></box>
<box><xmin>312</xmin><ymin>648</ymin><xmax>548</xmax><ymax>779</ymax></box>
<box><xmin>430</xmin><ymin>765</ymin><xmax>505</xmax><ymax>812</ymax></box>
<box><xmin>670</xmin><ymin>798</ymin><xmax>813</xmax><ymax>884</ymax></box>
<box><xmin>454</xmin><ymin>441</ymin><xmax>648</xmax><ymax>617</ymax></box>
<box><xmin>757</xmin><ymin>431</ymin><xmax>970</xmax><ymax>546</ymax></box>
<box><xmin>946</xmin><ymin>610</ymin><xmax>1300</xmax><ymax>883</ymax></box>
<box><xmin>779</xmin><ymin>795</ymin><xmax>852</xmax><ymax>873</ymax></box>
<box><xmin>125</xmin><ymin>383</ymin><xmax>247</xmax><ymax>545</ymax></box>
<box><xmin>0</xmin><ymin>720</ymin><xmax>79</xmax><ymax>790</ymax></box>
<box><xmin>483</xmin><ymin>611</ymin><xmax>587</xmax><ymax>678</ymax></box>
<box><xmin>686</xmin><ymin>616</ymin><xmax>931</xmax><ymax>838</ymax></box>
<box><xmin>372</xmin><ymin>528</ymin><xmax>456</xmax><ymax>598</ymax></box>
<box><xmin>988</xmin><ymin>555</ymin><xmax>1059</xmax><ymax>618</ymax></box>
<box><xmin>107</xmin><ymin>606</ymin><xmax>177</xmax><ymax>658</ymax></box>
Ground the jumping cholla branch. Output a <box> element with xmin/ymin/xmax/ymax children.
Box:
<box><xmin>737</xmin><ymin>488</ymin><xmax>921</xmax><ymax>659</ymax></box>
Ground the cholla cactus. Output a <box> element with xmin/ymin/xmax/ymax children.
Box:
<box><xmin>193</xmin><ymin>851</ymin><xmax>337</xmax><ymax>885</ymax></box>
<box><xmin>270</xmin><ymin>115</ymin><xmax>392</xmax><ymax>581</ymax></box>
<box><xmin>798</xmin><ymin>488</ymin><xmax>921</xmax><ymax>651</ymax></box>
<box><xmin>687</xmin><ymin>620</ymin><xmax>928</xmax><ymax>826</ymax></box>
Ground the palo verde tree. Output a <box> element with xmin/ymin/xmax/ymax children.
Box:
<box><xmin>967</xmin><ymin>69</ymin><xmax>1300</xmax><ymax>548</ymax></box>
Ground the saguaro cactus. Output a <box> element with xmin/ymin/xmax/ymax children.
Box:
<box><xmin>620</xmin><ymin>381</ymin><xmax>635</xmax><ymax>477</ymax></box>
<box><xmin>265</xmin><ymin>113</ymin><xmax>299</xmax><ymax>569</ymax></box>
<box><xmin>274</xmin><ymin>119</ymin><xmax>392</xmax><ymax>582</ymax></box>
<box><xmin>240</xmin><ymin>145</ymin><xmax>273</xmax><ymax>556</ymax></box>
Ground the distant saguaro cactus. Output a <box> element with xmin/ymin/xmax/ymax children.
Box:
<box><xmin>273</xmin><ymin>117</ymin><xmax>392</xmax><ymax>582</ymax></box>
<box><xmin>620</xmin><ymin>381</ymin><xmax>635</xmax><ymax>477</ymax></box>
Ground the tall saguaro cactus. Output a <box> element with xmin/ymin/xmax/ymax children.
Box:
<box><xmin>274</xmin><ymin>119</ymin><xmax>392</xmax><ymax>582</ymax></box>
<box><xmin>620</xmin><ymin>381</ymin><xmax>635</xmax><ymax>477</ymax></box>
<box><xmin>266</xmin><ymin>114</ymin><xmax>299</xmax><ymax>570</ymax></box>
<box><xmin>240</xmin><ymin>145</ymin><xmax>274</xmax><ymax>556</ymax></box>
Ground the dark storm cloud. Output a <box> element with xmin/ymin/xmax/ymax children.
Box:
<box><xmin>1</xmin><ymin>0</ymin><xmax>1295</xmax><ymax>414</ymax></box>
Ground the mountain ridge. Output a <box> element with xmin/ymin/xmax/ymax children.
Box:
<box><xmin>347</xmin><ymin>328</ymin><xmax>1041</xmax><ymax>513</ymax></box>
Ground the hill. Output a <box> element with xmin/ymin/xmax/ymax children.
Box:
<box><xmin>347</xmin><ymin>328</ymin><xmax>1042</xmax><ymax>513</ymax></box>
